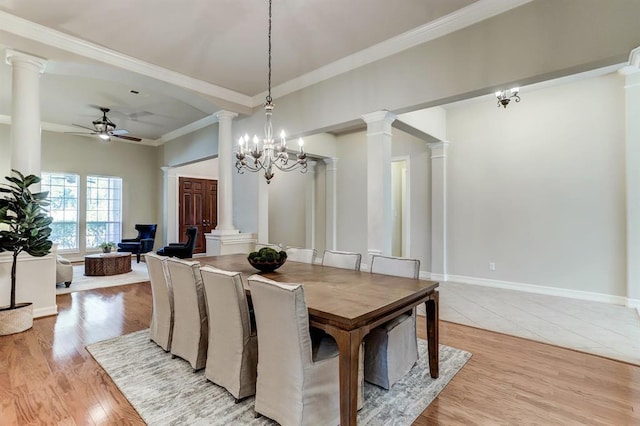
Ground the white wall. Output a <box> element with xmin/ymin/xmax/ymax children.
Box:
<box><xmin>446</xmin><ymin>73</ymin><xmax>626</xmax><ymax>296</ymax></box>
<box><xmin>268</xmin><ymin>168</ymin><xmax>306</xmax><ymax>248</ymax></box>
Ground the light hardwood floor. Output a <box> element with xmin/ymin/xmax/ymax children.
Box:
<box><xmin>1</xmin><ymin>283</ymin><xmax>638</xmax><ymax>425</ymax></box>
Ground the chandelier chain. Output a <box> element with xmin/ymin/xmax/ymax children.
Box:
<box><xmin>235</xmin><ymin>0</ymin><xmax>307</xmax><ymax>183</ymax></box>
<box><xmin>266</xmin><ymin>0</ymin><xmax>272</xmax><ymax>104</ymax></box>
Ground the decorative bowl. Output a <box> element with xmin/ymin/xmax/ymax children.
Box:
<box><xmin>248</xmin><ymin>257</ymin><xmax>286</xmax><ymax>272</ymax></box>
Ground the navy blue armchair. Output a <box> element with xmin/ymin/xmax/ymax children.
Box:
<box><xmin>118</xmin><ymin>224</ymin><xmax>157</xmax><ymax>263</ymax></box>
<box><xmin>157</xmin><ymin>227</ymin><xmax>197</xmax><ymax>259</ymax></box>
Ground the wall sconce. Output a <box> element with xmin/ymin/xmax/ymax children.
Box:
<box><xmin>495</xmin><ymin>88</ymin><xmax>520</xmax><ymax>108</ymax></box>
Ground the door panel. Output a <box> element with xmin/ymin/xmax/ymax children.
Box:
<box><xmin>179</xmin><ymin>177</ymin><xmax>217</xmax><ymax>254</ymax></box>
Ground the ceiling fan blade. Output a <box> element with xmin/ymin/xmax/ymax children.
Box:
<box><xmin>72</xmin><ymin>123</ymin><xmax>97</xmax><ymax>131</ymax></box>
<box><xmin>110</xmin><ymin>129</ymin><xmax>129</xmax><ymax>136</ymax></box>
<box><xmin>65</xmin><ymin>131</ymin><xmax>98</xmax><ymax>135</ymax></box>
<box><xmin>113</xmin><ymin>134</ymin><xmax>142</xmax><ymax>142</ymax></box>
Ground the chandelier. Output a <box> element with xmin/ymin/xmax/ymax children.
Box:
<box><xmin>495</xmin><ymin>88</ymin><xmax>520</xmax><ymax>108</ymax></box>
<box><xmin>235</xmin><ymin>0</ymin><xmax>307</xmax><ymax>184</ymax></box>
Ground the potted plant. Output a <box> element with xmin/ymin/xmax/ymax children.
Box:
<box><xmin>247</xmin><ymin>246</ymin><xmax>287</xmax><ymax>272</ymax></box>
<box><xmin>98</xmin><ymin>242</ymin><xmax>117</xmax><ymax>253</ymax></box>
<box><xmin>0</xmin><ymin>170</ymin><xmax>53</xmax><ymax>335</ymax></box>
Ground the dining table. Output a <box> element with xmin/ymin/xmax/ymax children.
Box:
<box><xmin>195</xmin><ymin>253</ymin><xmax>439</xmax><ymax>426</ymax></box>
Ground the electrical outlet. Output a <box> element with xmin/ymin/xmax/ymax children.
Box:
<box><xmin>489</xmin><ymin>262</ymin><xmax>496</xmax><ymax>271</ymax></box>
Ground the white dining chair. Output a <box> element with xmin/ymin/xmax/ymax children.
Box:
<box><xmin>285</xmin><ymin>247</ymin><xmax>317</xmax><ymax>264</ymax></box>
<box><xmin>166</xmin><ymin>258</ymin><xmax>208</xmax><ymax>371</ymax></box>
<box><xmin>321</xmin><ymin>249</ymin><xmax>362</xmax><ymax>270</ymax></box>
<box><xmin>364</xmin><ymin>254</ymin><xmax>421</xmax><ymax>389</ymax></box>
<box><xmin>255</xmin><ymin>243</ymin><xmax>280</xmax><ymax>251</ymax></box>
<box><xmin>248</xmin><ymin>274</ymin><xmax>363</xmax><ymax>425</ymax></box>
<box><xmin>200</xmin><ymin>265</ymin><xmax>258</xmax><ymax>401</ymax></box>
<box><xmin>145</xmin><ymin>252</ymin><xmax>174</xmax><ymax>352</ymax></box>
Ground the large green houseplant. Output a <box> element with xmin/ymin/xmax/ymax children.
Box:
<box><xmin>0</xmin><ymin>170</ymin><xmax>53</xmax><ymax>335</ymax></box>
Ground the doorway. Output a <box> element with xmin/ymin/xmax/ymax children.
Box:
<box><xmin>178</xmin><ymin>177</ymin><xmax>217</xmax><ymax>254</ymax></box>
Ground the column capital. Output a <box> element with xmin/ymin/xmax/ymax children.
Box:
<box><xmin>361</xmin><ymin>110</ymin><xmax>396</xmax><ymax>125</ymax></box>
<box><xmin>323</xmin><ymin>157</ymin><xmax>338</xmax><ymax>170</ymax></box>
<box><xmin>428</xmin><ymin>141</ymin><xmax>450</xmax><ymax>159</ymax></box>
<box><xmin>214</xmin><ymin>110</ymin><xmax>238</xmax><ymax>121</ymax></box>
<box><xmin>5</xmin><ymin>49</ymin><xmax>46</xmax><ymax>73</ymax></box>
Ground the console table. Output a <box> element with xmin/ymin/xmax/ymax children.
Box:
<box><xmin>84</xmin><ymin>253</ymin><xmax>132</xmax><ymax>276</ymax></box>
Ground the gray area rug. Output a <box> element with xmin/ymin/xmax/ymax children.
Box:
<box><xmin>87</xmin><ymin>330</ymin><xmax>471</xmax><ymax>425</ymax></box>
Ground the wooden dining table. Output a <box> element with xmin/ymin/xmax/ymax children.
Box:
<box><xmin>196</xmin><ymin>253</ymin><xmax>440</xmax><ymax>426</ymax></box>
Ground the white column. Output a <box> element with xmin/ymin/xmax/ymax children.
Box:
<box><xmin>257</xmin><ymin>175</ymin><xmax>269</xmax><ymax>244</ymax></box>
<box><xmin>620</xmin><ymin>46</ymin><xmax>640</xmax><ymax>310</ymax></box>
<box><xmin>324</xmin><ymin>157</ymin><xmax>338</xmax><ymax>250</ymax></box>
<box><xmin>5</xmin><ymin>49</ymin><xmax>46</xmax><ymax>188</ymax></box>
<box><xmin>161</xmin><ymin>166</ymin><xmax>178</xmax><ymax>245</ymax></box>
<box><xmin>213</xmin><ymin>110</ymin><xmax>239</xmax><ymax>235</ymax></box>
<box><xmin>428</xmin><ymin>141</ymin><xmax>449</xmax><ymax>280</ymax></box>
<box><xmin>362</xmin><ymin>111</ymin><xmax>396</xmax><ymax>261</ymax></box>
<box><xmin>305</xmin><ymin>161</ymin><xmax>317</xmax><ymax>249</ymax></box>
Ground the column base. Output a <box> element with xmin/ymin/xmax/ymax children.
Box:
<box><xmin>205</xmin><ymin>232</ymin><xmax>256</xmax><ymax>256</ymax></box>
<box><xmin>211</xmin><ymin>228</ymin><xmax>240</xmax><ymax>236</ymax></box>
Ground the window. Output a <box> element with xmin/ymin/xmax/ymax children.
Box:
<box><xmin>41</xmin><ymin>172</ymin><xmax>79</xmax><ymax>250</ymax></box>
<box><xmin>86</xmin><ymin>175</ymin><xmax>122</xmax><ymax>248</ymax></box>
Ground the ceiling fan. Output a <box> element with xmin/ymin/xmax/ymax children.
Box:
<box><xmin>66</xmin><ymin>107</ymin><xmax>142</xmax><ymax>142</ymax></box>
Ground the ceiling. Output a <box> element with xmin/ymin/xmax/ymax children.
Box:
<box><xmin>0</xmin><ymin>0</ymin><xmax>530</xmax><ymax>144</ymax></box>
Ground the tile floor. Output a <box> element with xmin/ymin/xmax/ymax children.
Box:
<box><xmin>437</xmin><ymin>281</ymin><xmax>640</xmax><ymax>365</ymax></box>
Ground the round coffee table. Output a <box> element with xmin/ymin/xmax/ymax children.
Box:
<box><xmin>84</xmin><ymin>253</ymin><xmax>132</xmax><ymax>276</ymax></box>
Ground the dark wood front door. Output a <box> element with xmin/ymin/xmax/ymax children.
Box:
<box><xmin>178</xmin><ymin>177</ymin><xmax>217</xmax><ymax>254</ymax></box>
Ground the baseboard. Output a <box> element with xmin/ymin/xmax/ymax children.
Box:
<box><xmin>442</xmin><ymin>273</ymin><xmax>628</xmax><ymax>306</ymax></box>
<box><xmin>34</xmin><ymin>305</ymin><xmax>58</xmax><ymax>318</ymax></box>
<box><xmin>627</xmin><ymin>298</ymin><xmax>640</xmax><ymax>316</ymax></box>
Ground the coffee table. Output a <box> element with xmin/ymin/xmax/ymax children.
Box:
<box><xmin>84</xmin><ymin>253</ymin><xmax>132</xmax><ymax>276</ymax></box>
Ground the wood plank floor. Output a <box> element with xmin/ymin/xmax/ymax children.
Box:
<box><xmin>1</xmin><ymin>283</ymin><xmax>638</xmax><ymax>425</ymax></box>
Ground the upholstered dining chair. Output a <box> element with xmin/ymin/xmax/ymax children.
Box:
<box><xmin>200</xmin><ymin>265</ymin><xmax>258</xmax><ymax>401</ymax></box>
<box><xmin>145</xmin><ymin>252</ymin><xmax>174</xmax><ymax>352</ymax></box>
<box><xmin>248</xmin><ymin>274</ymin><xmax>363</xmax><ymax>426</ymax></box>
<box><xmin>364</xmin><ymin>254</ymin><xmax>421</xmax><ymax>389</ymax></box>
<box><xmin>165</xmin><ymin>257</ymin><xmax>208</xmax><ymax>371</ymax></box>
<box><xmin>321</xmin><ymin>249</ymin><xmax>362</xmax><ymax>270</ymax></box>
<box><xmin>285</xmin><ymin>247</ymin><xmax>317</xmax><ymax>264</ymax></box>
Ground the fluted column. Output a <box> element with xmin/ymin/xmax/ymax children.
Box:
<box><xmin>620</xmin><ymin>46</ymin><xmax>640</xmax><ymax>309</ymax></box>
<box><xmin>362</xmin><ymin>110</ymin><xmax>396</xmax><ymax>261</ymax></box>
<box><xmin>213</xmin><ymin>110</ymin><xmax>239</xmax><ymax>235</ymax></box>
<box><xmin>5</xmin><ymin>49</ymin><xmax>46</xmax><ymax>188</ymax></box>
<box><xmin>428</xmin><ymin>141</ymin><xmax>449</xmax><ymax>280</ymax></box>
<box><xmin>324</xmin><ymin>157</ymin><xmax>338</xmax><ymax>250</ymax></box>
<box><xmin>161</xmin><ymin>166</ymin><xmax>178</xmax><ymax>245</ymax></box>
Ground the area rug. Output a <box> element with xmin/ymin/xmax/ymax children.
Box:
<box><xmin>87</xmin><ymin>330</ymin><xmax>471</xmax><ymax>425</ymax></box>
<box><xmin>56</xmin><ymin>261</ymin><xmax>149</xmax><ymax>295</ymax></box>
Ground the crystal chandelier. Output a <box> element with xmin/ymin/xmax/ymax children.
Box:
<box><xmin>235</xmin><ymin>0</ymin><xmax>307</xmax><ymax>184</ymax></box>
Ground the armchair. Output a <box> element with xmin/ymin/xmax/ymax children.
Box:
<box><xmin>117</xmin><ymin>224</ymin><xmax>157</xmax><ymax>263</ymax></box>
<box><xmin>157</xmin><ymin>227</ymin><xmax>197</xmax><ymax>259</ymax></box>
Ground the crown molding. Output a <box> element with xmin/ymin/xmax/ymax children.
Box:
<box><xmin>156</xmin><ymin>114</ymin><xmax>220</xmax><ymax>146</ymax></box>
<box><xmin>0</xmin><ymin>10</ymin><xmax>252</xmax><ymax>108</ymax></box>
<box><xmin>255</xmin><ymin>0</ymin><xmax>535</xmax><ymax>105</ymax></box>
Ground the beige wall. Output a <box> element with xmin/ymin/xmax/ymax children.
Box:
<box><xmin>446</xmin><ymin>72</ymin><xmax>625</xmax><ymax>295</ymax></box>
<box><xmin>41</xmin><ymin>130</ymin><xmax>160</xmax><ymax>258</ymax></box>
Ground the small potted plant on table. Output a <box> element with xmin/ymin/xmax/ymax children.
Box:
<box><xmin>98</xmin><ymin>242</ymin><xmax>117</xmax><ymax>254</ymax></box>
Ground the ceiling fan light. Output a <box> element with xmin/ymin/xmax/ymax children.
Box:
<box><xmin>98</xmin><ymin>133</ymin><xmax>110</xmax><ymax>140</ymax></box>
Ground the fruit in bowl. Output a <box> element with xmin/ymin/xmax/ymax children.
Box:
<box><xmin>248</xmin><ymin>247</ymin><xmax>287</xmax><ymax>272</ymax></box>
